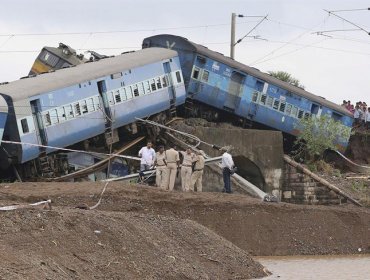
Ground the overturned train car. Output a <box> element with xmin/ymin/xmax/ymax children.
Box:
<box><xmin>143</xmin><ymin>34</ymin><xmax>353</xmax><ymax>151</ymax></box>
<box><xmin>0</xmin><ymin>47</ymin><xmax>185</xmax><ymax>177</ymax></box>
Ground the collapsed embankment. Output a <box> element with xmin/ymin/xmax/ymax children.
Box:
<box><xmin>1</xmin><ymin>182</ymin><xmax>369</xmax><ymax>258</ymax></box>
<box><xmin>0</xmin><ymin>184</ymin><xmax>269</xmax><ymax>279</ymax></box>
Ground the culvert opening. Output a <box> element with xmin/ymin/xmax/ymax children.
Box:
<box><xmin>233</xmin><ymin>155</ymin><xmax>266</xmax><ymax>192</ymax></box>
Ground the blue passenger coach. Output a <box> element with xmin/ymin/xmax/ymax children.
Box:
<box><xmin>143</xmin><ymin>35</ymin><xmax>353</xmax><ymax>151</ymax></box>
<box><xmin>0</xmin><ymin>48</ymin><xmax>185</xmax><ymax>170</ymax></box>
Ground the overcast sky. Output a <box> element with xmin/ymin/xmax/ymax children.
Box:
<box><xmin>1</xmin><ymin>0</ymin><xmax>369</xmax><ymax>104</ymax></box>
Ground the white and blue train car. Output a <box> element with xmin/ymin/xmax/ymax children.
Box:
<box><xmin>143</xmin><ymin>35</ymin><xmax>353</xmax><ymax>151</ymax></box>
<box><xmin>0</xmin><ymin>47</ymin><xmax>185</xmax><ymax>170</ymax></box>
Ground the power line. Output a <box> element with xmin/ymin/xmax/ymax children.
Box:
<box><xmin>329</xmin><ymin>8</ymin><xmax>370</xmax><ymax>13</ymax></box>
<box><xmin>324</xmin><ymin>9</ymin><xmax>370</xmax><ymax>35</ymax></box>
<box><xmin>0</xmin><ymin>21</ymin><xmax>259</xmax><ymax>38</ymax></box>
<box><xmin>249</xmin><ymin>15</ymin><xmax>330</xmax><ymax>65</ymax></box>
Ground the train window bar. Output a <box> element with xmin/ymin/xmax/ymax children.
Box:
<box><xmin>252</xmin><ymin>91</ymin><xmax>259</xmax><ymax>103</ymax></box>
<box><xmin>260</xmin><ymin>94</ymin><xmax>267</xmax><ymax>105</ymax></box>
<box><xmin>297</xmin><ymin>110</ymin><xmax>304</xmax><ymax>119</ymax></box>
<box><xmin>279</xmin><ymin>102</ymin><xmax>286</xmax><ymax>113</ymax></box>
<box><xmin>273</xmin><ymin>99</ymin><xmax>280</xmax><ymax>110</ymax></box>
<box><xmin>285</xmin><ymin>104</ymin><xmax>292</xmax><ymax>115</ymax></box>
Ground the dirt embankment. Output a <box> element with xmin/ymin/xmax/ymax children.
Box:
<box><xmin>0</xmin><ymin>184</ymin><xmax>268</xmax><ymax>280</ymax></box>
<box><xmin>1</xmin><ymin>182</ymin><xmax>370</xmax><ymax>258</ymax></box>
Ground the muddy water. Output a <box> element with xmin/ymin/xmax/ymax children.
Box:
<box><xmin>256</xmin><ymin>255</ymin><xmax>370</xmax><ymax>279</ymax></box>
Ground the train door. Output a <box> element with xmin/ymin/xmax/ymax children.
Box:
<box><xmin>97</xmin><ymin>80</ymin><xmax>112</xmax><ymax>127</ymax></box>
<box><xmin>163</xmin><ymin>62</ymin><xmax>176</xmax><ymax>103</ymax></box>
<box><xmin>311</xmin><ymin>103</ymin><xmax>322</xmax><ymax>117</ymax></box>
<box><xmin>225</xmin><ymin>72</ymin><xmax>245</xmax><ymax>111</ymax></box>
<box><xmin>30</xmin><ymin>99</ymin><xmax>47</xmax><ymax>147</ymax></box>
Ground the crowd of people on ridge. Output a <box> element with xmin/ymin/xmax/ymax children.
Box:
<box><xmin>341</xmin><ymin>100</ymin><xmax>370</xmax><ymax>129</ymax></box>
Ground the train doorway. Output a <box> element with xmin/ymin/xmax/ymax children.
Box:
<box><xmin>225</xmin><ymin>72</ymin><xmax>245</xmax><ymax>111</ymax></box>
<box><xmin>30</xmin><ymin>99</ymin><xmax>47</xmax><ymax>147</ymax></box>
<box><xmin>97</xmin><ymin>80</ymin><xmax>112</xmax><ymax>127</ymax></box>
<box><xmin>163</xmin><ymin>62</ymin><xmax>176</xmax><ymax>103</ymax></box>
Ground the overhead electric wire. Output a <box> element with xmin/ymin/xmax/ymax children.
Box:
<box><xmin>249</xmin><ymin>15</ymin><xmax>330</xmax><ymax>65</ymax></box>
<box><xmin>324</xmin><ymin>9</ymin><xmax>370</xmax><ymax>35</ymax></box>
<box><xmin>0</xmin><ymin>20</ymin><xmax>259</xmax><ymax>38</ymax></box>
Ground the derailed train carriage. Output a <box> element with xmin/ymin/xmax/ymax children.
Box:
<box><xmin>0</xmin><ymin>47</ymin><xmax>185</xmax><ymax>177</ymax></box>
<box><xmin>142</xmin><ymin>34</ymin><xmax>353</xmax><ymax>151</ymax></box>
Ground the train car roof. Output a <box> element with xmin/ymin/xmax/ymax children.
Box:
<box><xmin>144</xmin><ymin>34</ymin><xmax>351</xmax><ymax>117</ymax></box>
<box><xmin>0</xmin><ymin>48</ymin><xmax>178</xmax><ymax>101</ymax></box>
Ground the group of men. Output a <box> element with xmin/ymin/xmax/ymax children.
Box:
<box><xmin>138</xmin><ymin>141</ymin><xmax>205</xmax><ymax>192</ymax></box>
<box><xmin>341</xmin><ymin>100</ymin><xmax>370</xmax><ymax>129</ymax></box>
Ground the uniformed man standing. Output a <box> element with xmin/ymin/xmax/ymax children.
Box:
<box><xmin>165</xmin><ymin>147</ymin><xmax>180</xmax><ymax>191</ymax></box>
<box><xmin>180</xmin><ymin>147</ymin><xmax>195</xmax><ymax>192</ymax></box>
<box><xmin>154</xmin><ymin>145</ymin><xmax>167</xmax><ymax>190</ymax></box>
<box><xmin>190</xmin><ymin>150</ymin><xmax>205</xmax><ymax>192</ymax></box>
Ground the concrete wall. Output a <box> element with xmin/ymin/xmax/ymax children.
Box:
<box><xmin>173</xmin><ymin>122</ymin><xmax>284</xmax><ymax>195</ymax></box>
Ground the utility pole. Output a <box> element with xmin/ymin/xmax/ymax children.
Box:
<box><xmin>230</xmin><ymin>13</ymin><xmax>267</xmax><ymax>60</ymax></box>
<box><xmin>230</xmin><ymin>13</ymin><xmax>236</xmax><ymax>59</ymax></box>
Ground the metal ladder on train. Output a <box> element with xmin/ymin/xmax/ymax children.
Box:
<box><xmin>184</xmin><ymin>97</ymin><xmax>194</xmax><ymax>117</ymax></box>
<box><xmin>38</xmin><ymin>151</ymin><xmax>53</xmax><ymax>177</ymax></box>
<box><xmin>169</xmin><ymin>99</ymin><xmax>177</xmax><ymax>118</ymax></box>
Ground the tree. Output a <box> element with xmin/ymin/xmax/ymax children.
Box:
<box><xmin>293</xmin><ymin>115</ymin><xmax>352</xmax><ymax>162</ymax></box>
<box><xmin>268</xmin><ymin>71</ymin><xmax>305</xmax><ymax>89</ymax></box>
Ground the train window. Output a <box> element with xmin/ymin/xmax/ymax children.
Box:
<box><xmin>260</xmin><ymin>94</ymin><xmax>267</xmax><ymax>105</ymax></box>
<box><xmin>115</xmin><ymin>91</ymin><xmax>122</xmax><ymax>103</ymax></box>
<box><xmin>21</xmin><ymin>118</ymin><xmax>29</xmax><ymax>134</ymax></box>
<box><xmin>311</xmin><ymin>104</ymin><xmax>320</xmax><ymax>114</ymax></box>
<box><xmin>156</xmin><ymin>78</ymin><xmax>162</xmax><ymax>89</ymax></box>
<box><xmin>138</xmin><ymin>83</ymin><xmax>145</xmax><ymax>95</ymax></box>
<box><xmin>176</xmin><ymin>71</ymin><xmax>182</xmax><ymax>83</ymax></box>
<box><xmin>202</xmin><ymin>70</ymin><xmax>209</xmax><ymax>82</ymax></box>
<box><xmin>150</xmin><ymin>79</ymin><xmax>156</xmax><ymax>91</ymax></box>
<box><xmin>285</xmin><ymin>104</ymin><xmax>292</xmax><ymax>115</ymax></box>
<box><xmin>44</xmin><ymin>112</ymin><xmax>51</xmax><ymax>126</ymax></box>
<box><xmin>279</xmin><ymin>102</ymin><xmax>286</xmax><ymax>113</ymax></box>
<box><xmin>291</xmin><ymin>106</ymin><xmax>298</xmax><ymax>117</ymax></box>
<box><xmin>81</xmin><ymin>100</ymin><xmax>88</xmax><ymax>114</ymax></box>
<box><xmin>162</xmin><ymin>76</ymin><xmax>168</xmax><ymax>87</ymax></box>
<box><xmin>74</xmin><ymin>103</ymin><xmax>81</xmax><ymax>116</ymax></box>
<box><xmin>266</xmin><ymin>96</ymin><xmax>273</xmax><ymax>107</ymax></box>
<box><xmin>133</xmin><ymin>84</ymin><xmax>139</xmax><ymax>97</ymax></box>
<box><xmin>40</xmin><ymin>51</ymin><xmax>59</xmax><ymax>67</ymax></box>
<box><xmin>192</xmin><ymin>67</ymin><xmax>200</xmax><ymax>80</ymax></box>
<box><xmin>252</xmin><ymin>91</ymin><xmax>259</xmax><ymax>103</ymax></box>
<box><xmin>297</xmin><ymin>110</ymin><xmax>304</xmax><ymax>119</ymax></box>
<box><xmin>304</xmin><ymin>112</ymin><xmax>311</xmax><ymax>119</ymax></box>
<box><xmin>87</xmin><ymin>98</ymin><xmax>95</xmax><ymax>111</ymax></box>
<box><xmin>50</xmin><ymin>109</ymin><xmax>58</xmax><ymax>124</ymax></box>
<box><xmin>65</xmin><ymin>105</ymin><xmax>74</xmax><ymax>119</ymax></box>
<box><xmin>145</xmin><ymin>81</ymin><xmax>151</xmax><ymax>94</ymax></box>
<box><xmin>273</xmin><ymin>99</ymin><xmax>280</xmax><ymax>110</ymax></box>
<box><xmin>255</xmin><ymin>80</ymin><xmax>264</xmax><ymax>92</ymax></box>
<box><xmin>57</xmin><ymin>107</ymin><xmax>66</xmax><ymax>122</ymax></box>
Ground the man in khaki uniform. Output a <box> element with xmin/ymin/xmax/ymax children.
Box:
<box><xmin>180</xmin><ymin>147</ymin><xmax>195</xmax><ymax>192</ymax></box>
<box><xmin>165</xmin><ymin>147</ymin><xmax>180</xmax><ymax>191</ymax></box>
<box><xmin>154</xmin><ymin>146</ymin><xmax>167</xmax><ymax>190</ymax></box>
<box><xmin>190</xmin><ymin>150</ymin><xmax>205</xmax><ymax>192</ymax></box>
